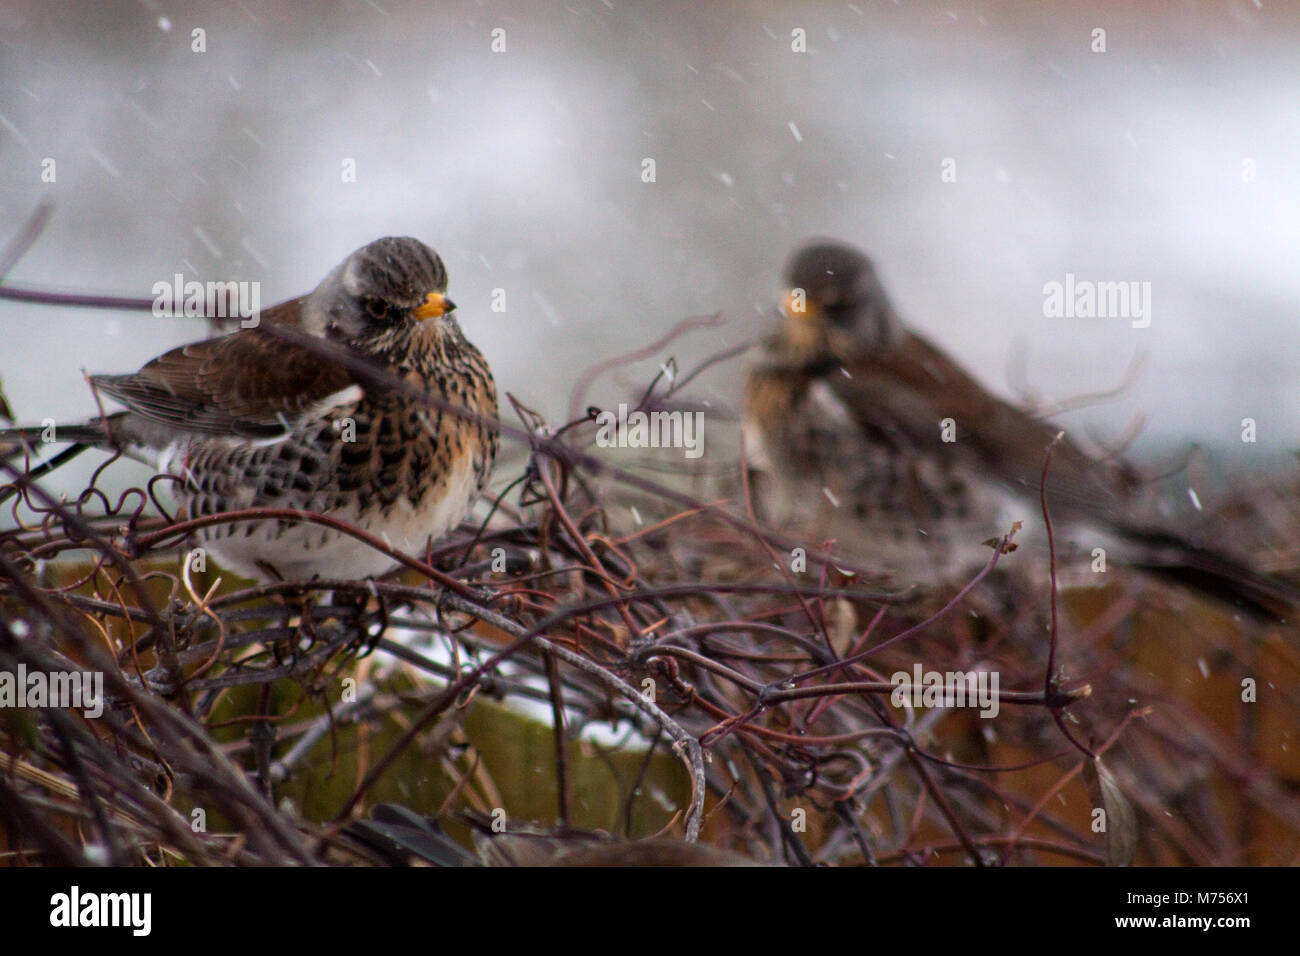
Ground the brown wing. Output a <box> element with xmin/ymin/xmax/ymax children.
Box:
<box><xmin>90</xmin><ymin>298</ymin><xmax>358</xmax><ymax>438</ymax></box>
<box><xmin>825</xmin><ymin>329</ymin><xmax>1139</xmax><ymax>523</ymax></box>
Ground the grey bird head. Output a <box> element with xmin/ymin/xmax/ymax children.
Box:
<box><xmin>781</xmin><ymin>240</ymin><xmax>900</xmax><ymax>352</ymax></box>
<box><xmin>306</xmin><ymin>237</ymin><xmax>456</xmax><ymax>342</ymax></box>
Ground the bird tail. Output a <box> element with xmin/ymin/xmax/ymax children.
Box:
<box><xmin>1119</xmin><ymin>525</ymin><xmax>1298</xmax><ymax>624</ymax></box>
<box><xmin>0</xmin><ymin>414</ymin><xmax>127</xmax><ymax>505</ymax></box>
<box><xmin>0</xmin><ymin>420</ymin><xmax>121</xmax><ymax>451</ymax></box>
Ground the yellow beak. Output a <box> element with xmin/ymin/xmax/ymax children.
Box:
<box><xmin>781</xmin><ymin>289</ymin><xmax>820</xmax><ymax>320</ymax></box>
<box><xmin>414</xmin><ymin>291</ymin><xmax>455</xmax><ymax>320</ymax></box>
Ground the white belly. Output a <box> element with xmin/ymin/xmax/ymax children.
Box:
<box><xmin>197</xmin><ymin>455</ymin><xmax>480</xmax><ymax>581</ymax></box>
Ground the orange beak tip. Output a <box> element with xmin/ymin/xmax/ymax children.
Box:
<box><xmin>414</xmin><ymin>291</ymin><xmax>453</xmax><ymax>320</ymax></box>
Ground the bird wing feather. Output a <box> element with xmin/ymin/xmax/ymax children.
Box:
<box><xmin>826</xmin><ymin>329</ymin><xmax>1137</xmax><ymax>524</ymax></box>
<box><xmin>90</xmin><ymin>298</ymin><xmax>357</xmax><ymax>438</ymax></box>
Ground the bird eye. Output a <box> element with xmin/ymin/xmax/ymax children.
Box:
<box><xmin>364</xmin><ymin>297</ymin><xmax>388</xmax><ymax>321</ymax></box>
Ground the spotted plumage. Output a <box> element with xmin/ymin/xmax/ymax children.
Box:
<box><xmin>7</xmin><ymin>237</ymin><xmax>497</xmax><ymax>581</ymax></box>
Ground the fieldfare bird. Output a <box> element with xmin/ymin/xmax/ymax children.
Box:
<box><xmin>743</xmin><ymin>239</ymin><xmax>1295</xmax><ymax>617</ymax></box>
<box><xmin>2</xmin><ymin>237</ymin><xmax>498</xmax><ymax>581</ymax></box>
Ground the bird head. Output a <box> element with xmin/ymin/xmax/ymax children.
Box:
<box><xmin>780</xmin><ymin>240</ymin><xmax>900</xmax><ymax>356</ymax></box>
<box><xmin>308</xmin><ymin>236</ymin><xmax>457</xmax><ymax>345</ymax></box>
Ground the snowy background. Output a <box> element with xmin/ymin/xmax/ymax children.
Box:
<box><xmin>1</xmin><ymin>0</ymin><xmax>1297</xmax><ymax>501</ymax></box>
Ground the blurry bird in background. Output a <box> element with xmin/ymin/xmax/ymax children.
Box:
<box><xmin>742</xmin><ymin>239</ymin><xmax>1296</xmax><ymax>620</ymax></box>
<box><xmin>1</xmin><ymin>237</ymin><xmax>498</xmax><ymax>582</ymax></box>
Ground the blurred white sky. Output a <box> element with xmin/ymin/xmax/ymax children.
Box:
<box><xmin>1</xmin><ymin>0</ymin><xmax>1297</xmax><ymax>502</ymax></box>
